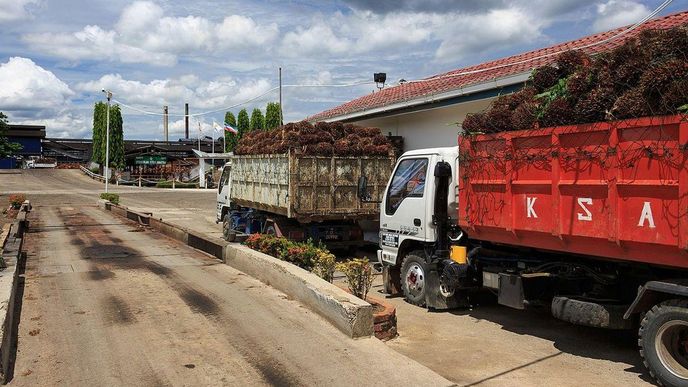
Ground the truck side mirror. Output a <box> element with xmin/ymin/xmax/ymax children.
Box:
<box><xmin>434</xmin><ymin>161</ymin><xmax>452</xmax><ymax>178</ymax></box>
<box><xmin>357</xmin><ymin>176</ymin><xmax>368</xmax><ymax>200</ymax></box>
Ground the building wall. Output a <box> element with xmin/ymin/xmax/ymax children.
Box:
<box><xmin>10</xmin><ymin>136</ymin><xmax>42</xmax><ymax>155</ymax></box>
<box><xmin>352</xmin><ymin>97</ymin><xmax>494</xmax><ymax>152</ymax></box>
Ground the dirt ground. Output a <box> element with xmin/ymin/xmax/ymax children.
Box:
<box><xmin>376</xmin><ymin>284</ymin><xmax>652</xmax><ymax>386</ymax></box>
<box><xmin>8</xmin><ymin>186</ymin><xmax>450</xmax><ymax>386</ymax></box>
<box><xmin>2</xmin><ymin>170</ymin><xmax>656</xmax><ymax>386</ymax></box>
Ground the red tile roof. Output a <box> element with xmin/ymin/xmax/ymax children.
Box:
<box><xmin>307</xmin><ymin>11</ymin><xmax>688</xmax><ymax>122</ymax></box>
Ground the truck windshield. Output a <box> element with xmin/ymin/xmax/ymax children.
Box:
<box><xmin>218</xmin><ymin>167</ymin><xmax>230</xmax><ymax>193</ymax></box>
<box><xmin>386</xmin><ymin>158</ymin><xmax>428</xmax><ymax>215</ymax></box>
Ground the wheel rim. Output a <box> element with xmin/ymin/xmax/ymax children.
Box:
<box><xmin>439</xmin><ymin>282</ymin><xmax>455</xmax><ymax>298</ymax></box>
<box><xmin>655</xmin><ymin>320</ymin><xmax>688</xmax><ymax>380</ymax></box>
<box><xmin>405</xmin><ymin>264</ymin><xmax>424</xmax><ymax>298</ymax></box>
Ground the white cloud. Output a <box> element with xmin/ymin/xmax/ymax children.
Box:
<box><xmin>24</xmin><ymin>24</ymin><xmax>178</xmax><ymax>66</ymax></box>
<box><xmin>22</xmin><ymin>1</ymin><xmax>279</xmax><ymax>66</ymax></box>
<box><xmin>434</xmin><ymin>8</ymin><xmax>543</xmax><ymax>60</ymax></box>
<box><xmin>280</xmin><ymin>11</ymin><xmax>434</xmax><ymax>57</ymax></box>
<box><xmin>165</xmin><ymin>118</ymin><xmax>213</xmax><ymax>136</ymax></box>
<box><xmin>114</xmin><ymin>1</ymin><xmax>164</xmax><ymax>37</ymax></box>
<box><xmin>592</xmin><ymin>0</ymin><xmax>650</xmax><ymax>32</ymax></box>
<box><xmin>279</xmin><ymin>7</ymin><xmax>542</xmax><ymax>61</ymax></box>
<box><xmin>19</xmin><ymin>114</ymin><xmax>89</xmax><ymax>139</ymax></box>
<box><xmin>0</xmin><ymin>0</ymin><xmax>39</xmax><ymax>22</ymax></box>
<box><xmin>0</xmin><ymin>57</ymin><xmax>87</xmax><ymax>137</ymax></box>
<box><xmin>215</xmin><ymin>15</ymin><xmax>279</xmax><ymax>49</ymax></box>
<box><xmin>0</xmin><ymin>57</ymin><xmax>74</xmax><ymax>117</ymax></box>
<box><xmin>75</xmin><ymin>73</ymin><xmax>274</xmax><ymax>113</ymax></box>
<box><xmin>282</xmin><ymin>21</ymin><xmax>354</xmax><ymax>56</ymax></box>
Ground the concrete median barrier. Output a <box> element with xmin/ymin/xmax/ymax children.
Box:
<box><xmin>224</xmin><ymin>244</ymin><xmax>373</xmax><ymax>338</ymax></box>
<box><xmin>149</xmin><ymin>218</ymin><xmax>189</xmax><ymax>244</ymax></box>
<box><xmin>187</xmin><ymin>232</ymin><xmax>224</xmax><ymax>260</ymax></box>
<box><xmin>0</xmin><ymin>202</ymin><xmax>30</xmax><ymax>382</ymax></box>
<box><xmin>99</xmin><ymin>200</ymin><xmax>374</xmax><ymax>338</ymax></box>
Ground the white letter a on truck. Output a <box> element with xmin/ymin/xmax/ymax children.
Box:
<box><xmin>638</xmin><ymin>201</ymin><xmax>656</xmax><ymax>228</ymax></box>
<box><xmin>527</xmin><ymin>197</ymin><xmax>537</xmax><ymax>218</ymax></box>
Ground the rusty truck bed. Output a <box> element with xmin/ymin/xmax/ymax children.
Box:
<box><xmin>459</xmin><ymin>114</ymin><xmax>688</xmax><ymax>268</ymax></box>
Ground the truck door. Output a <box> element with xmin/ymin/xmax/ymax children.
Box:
<box><xmin>380</xmin><ymin>157</ymin><xmax>429</xmax><ymax>257</ymax></box>
<box><xmin>217</xmin><ymin>165</ymin><xmax>231</xmax><ymax>218</ymax></box>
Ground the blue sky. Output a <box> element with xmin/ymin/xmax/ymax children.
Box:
<box><xmin>0</xmin><ymin>0</ymin><xmax>684</xmax><ymax>140</ymax></box>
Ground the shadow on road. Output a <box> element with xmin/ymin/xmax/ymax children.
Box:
<box><xmin>444</xmin><ymin>292</ymin><xmax>655</xmax><ymax>385</ymax></box>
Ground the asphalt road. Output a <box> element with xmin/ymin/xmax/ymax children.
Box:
<box><xmin>2</xmin><ymin>170</ymin><xmax>450</xmax><ymax>386</ymax></box>
<box><xmin>1</xmin><ymin>170</ymin><xmax>655</xmax><ymax>386</ymax></box>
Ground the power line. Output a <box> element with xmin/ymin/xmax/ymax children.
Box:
<box><xmin>113</xmin><ymin>80</ymin><xmax>374</xmax><ymax>118</ymax></box>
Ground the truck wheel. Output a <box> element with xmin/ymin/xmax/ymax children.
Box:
<box><xmin>401</xmin><ymin>252</ymin><xmax>427</xmax><ymax>307</ymax></box>
<box><xmin>265</xmin><ymin>224</ymin><xmax>277</xmax><ymax>236</ymax></box>
<box><xmin>639</xmin><ymin>299</ymin><xmax>688</xmax><ymax>387</ymax></box>
<box><xmin>222</xmin><ymin>214</ymin><xmax>235</xmax><ymax>242</ymax></box>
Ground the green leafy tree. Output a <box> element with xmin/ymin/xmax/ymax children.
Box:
<box><xmin>237</xmin><ymin>109</ymin><xmax>250</xmax><ymax>139</ymax></box>
<box><xmin>250</xmin><ymin>108</ymin><xmax>264</xmax><ymax>131</ymax></box>
<box><xmin>93</xmin><ymin>103</ymin><xmax>125</xmax><ymax>169</ymax></box>
<box><xmin>0</xmin><ymin>112</ymin><xmax>22</xmax><ymax>159</ymax></box>
<box><xmin>107</xmin><ymin>105</ymin><xmax>125</xmax><ymax>169</ymax></box>
<box><xmin>265</xmin><ymin>102</ymin><xmax>282</xmax><ymax>130</ymax></box>
<box><xmin>224</xmin><ymin>111</ymin><xmax>237</xmax><ymax>152</ymax></box>
<box><xmin>91</xmin><ymin>102</ymin><xmax>106</xmax><ymax>164</ymax></box>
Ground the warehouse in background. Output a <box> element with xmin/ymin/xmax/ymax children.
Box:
<box><xmin>306</xmin><ymin>11</ymin><xmax>688</xmax><ymax>153</ymax></box>
<box><xmin>0</xmin><ymin>124</ymin><xmax>46</xmax><ymax>169</ymax></box>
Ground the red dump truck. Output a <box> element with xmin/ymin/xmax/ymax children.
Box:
<box><xmin>359</xmin><ymin>115</ymin><xmax>688</xmax><ymax>386</ymax></box>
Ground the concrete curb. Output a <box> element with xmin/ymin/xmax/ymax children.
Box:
<box><xmin>98</xmin><ymin>200</ymin><xmax>374</xmax><ymax>338</ymax></box>
<box><xmin>0</xmin><ymin>202</ymin><xmax>30</xmax><ymax>382</ymax></box>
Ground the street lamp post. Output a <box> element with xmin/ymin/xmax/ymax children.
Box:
<box><xmin>102</xmin><ymin>89</ymin><xmax>112</xmax><ymax>193</ymax></box>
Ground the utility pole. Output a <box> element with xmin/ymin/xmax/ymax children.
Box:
<box><xmin>278</xmin><ymin>67</ymin><xmax>283</xmax><ymax>125</ymax></box>
<box><xmin>102</xmin><ymin>89</ymin><xmax>112</xmax><ymax>193</ymax></box>
<box><xmin>163</xmin><ymin>105</ymin><xmax>169</xmax><ymax>141</ymax></box>
<box><xmin>185</xmin><ymin>103</ymin><xmax>189</xmax><ymax>139</ymax></box>
<box><xmin>197</xmin><ymin>121</ymin><xmax>201</xmax><ymax>153</ymax></box>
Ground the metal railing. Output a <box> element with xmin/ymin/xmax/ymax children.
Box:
<box><xmin>80</xmin><ymin>165</ymin><xmax>106</xmax><ymax>182</ymax></box>
<box><xmin>80</xmin><ymin>165</ymin><xmax>204</xmax><ymax>188</ymax></box>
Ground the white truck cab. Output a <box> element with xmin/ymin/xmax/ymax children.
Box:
<box><xmin>356</xmin><ymin>146</ymin><xmax>464</xmax><ymax>309</ymax></box>
<box><xmin>216</xmin><ymin>161</ymin><xmax>232</xmax><ymax>225</ymax></box>
<box><xmin>377</xmin><ymin>146</ymin><xmax>459</xmax><ymax>267</ymax></box>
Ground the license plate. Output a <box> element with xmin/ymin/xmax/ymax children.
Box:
<box><xmin>381</xmin><ymin>232</ymin><xmax>399</xmax><ymax>247</ymax></box>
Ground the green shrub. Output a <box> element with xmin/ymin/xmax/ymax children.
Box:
<box><xmin>336</xmin><ymin>258</ymin><xmax>374</xmax><ymax>301</ymax></box>
<box><xmin>8</xmin><ymin>194</ymin><xmax>26</xmax><ymax>209</ymax></box>
<box><xmin>312</xmin><ymin>251</ymin><xmax>336</xmax><ymax>283</ymax></box>
<box><xmin>100</xmin><ymin>193</ymin><xmax>119</xmax><ymax>205</ymax></box>
<box><xmin>244</xmin><ymin>234</ymin><xmax>336</xmax><ymax>281</ymax></box>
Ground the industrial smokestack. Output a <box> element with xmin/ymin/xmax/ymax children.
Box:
<box><xmin>185</xmin><ymin>103</ymin><xmax>189</xmax><ymax>139</ymax></box>
<box><xmin>163</xmin><ymin>105</ymin><xmax>169</xmax><ymax>141</ymax></box>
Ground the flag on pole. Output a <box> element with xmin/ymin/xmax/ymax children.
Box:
<box><xmin>212</xmin><ymin>121</ymin><xmax>223</xmax><ymax>133</ymax></box>
<box><xmin>224</xmin><ymin>122</ymin><xmax>238</xmax><ymax>134</ymax></box>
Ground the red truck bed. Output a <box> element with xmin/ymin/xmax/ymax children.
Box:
<box><xmin>458</xmin><ymin>115</ymin><xmax>688</xmax><ymax>269</ymax></box>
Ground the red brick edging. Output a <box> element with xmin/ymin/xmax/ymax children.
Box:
<box><xmin>368</xmin><ymin>295</ymin><xmax>398</xmax><ymax>341</ymax></box>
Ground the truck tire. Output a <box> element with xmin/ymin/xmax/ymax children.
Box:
<box><xmin>265</xmin><ymin>224</ymin><xmax>277</xmax><ymax>236</ymax></box>
<box><xmin>551</xmin><ymin>296</ymin><xmax>633</xmax><ymax>329</ymax></box>
<box><xmin>639</xmin><ymin>299</ymin><xmax>688</xmax><ymax>387</ymax></box>
<box><xmin>222</xmin><ymin>214</ymin><xmax>235</xmax><ymax>242</ymax></box>
<box><xmin>401</xmin><ymin>252</ymin><xmax>428</xmax><ymax>307</ymax></box>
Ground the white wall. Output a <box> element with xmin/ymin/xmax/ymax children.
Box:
<box><xmin>353</xmin><ymin>97</ymin><xmax>494</xmax><ymax>151</ymax></box>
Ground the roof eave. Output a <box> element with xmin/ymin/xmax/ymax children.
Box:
<box><xmin>312</xmin><ymin>71</ymin><xmax>532</xmax><ymax>123</ymax></box>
